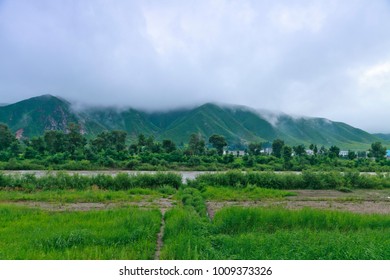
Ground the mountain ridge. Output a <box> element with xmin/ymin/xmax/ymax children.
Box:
<box><xmin>0</xmin><ymin>94</ymin><xmax>385</xmax><ymax>149</ymax></box>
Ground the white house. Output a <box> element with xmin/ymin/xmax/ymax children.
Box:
<box><xmin>305</xmin><ymin>149</ymin><xmax>314</xmax><ymax>156</ymax></box>
<box><xmin>261</xmin><ymin>148</ymin><xmax>273</xmax><ymax>155</ymax></box>
<box><xmin>339</xmin><ymin>150</ymin><xmax>349</xmax><ymax>157</ymax></box>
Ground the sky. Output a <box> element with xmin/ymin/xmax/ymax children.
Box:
<box><xmin>1</xmin><ymin>0</ymin><xmax>390</xmax><ymax>132</ymax></box>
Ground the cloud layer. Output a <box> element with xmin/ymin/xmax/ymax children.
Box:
<box><xmin>1</xmin><ymin>0</ymin><xmax>390</xmax><ymax>132</ymax></box>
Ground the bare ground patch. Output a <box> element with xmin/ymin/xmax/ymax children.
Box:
<box><xmin>1</xmin><ymin>197</ymin><xmax>174</xmax><ymax>212</ymax></box>
<box><xmin>206</xmin><ymin>189</ymin><xmax>390</xmax><ymax>219</ymax></box>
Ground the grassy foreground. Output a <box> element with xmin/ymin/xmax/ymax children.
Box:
<box><xmin>0</xmin><ymin>172</ymin><xmax>389</xmax><ymax>260</ymax></box>
<box><xmin>161</xmin><ymin>188</ymin><xmax>390</xmax><ymax>260</ymax></box>
<box><xmin>0</xmin><ymin>205</ymin><xmax>161</xmax><ymax>259</ymax></box>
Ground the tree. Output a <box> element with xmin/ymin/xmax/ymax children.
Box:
<box><xmin>137</xmin><ymin>134</ymin><xmax>146</xmax><ymax>147</ymax></box>
<box><xmin>369</xmin><ymin>142</ymin><xmax>386</xmax><ymax>159</ymax></box>
<box><xmin>162</xmin><ymin>139</ymin><xmax>176</xmax><ymax>153</ymax></box>
<box><xmin>0</xmin><ymin>123</ymin><xmax>16</xmax><ymax>151</ymax></box>
<box><xmin>348</xmin><ymin>150</ymin><xmax>357</xmax><ymax>160</ymax></box>
<box><xmin>44</xmin><ymin>130</ymin><xmax>67</xmax><ymax>153</ymax></box>
<box><xmin>282</xmin><ymin>145</ymin><xmax>293</xmax><ymax>168</ymax></box>
<box><xmin>248</xmin><ymin>142</ymin><xmax>262</xmax><ymax>155</ymax></box>
<box><xmin>66</xmin><ymin>123</ymin><xmax>86</xmax><ymax>154</ymax></box>
<box><xmin>272</xmin><ymin>139</ymin><xmax>285</xmax><ymax>158</ymax></box>
<box><xmin>329</xmin><ymin>145</ymin><xmax>340</xmax><ymax>158</ymax></box>
<box><xmin>110</xmin><ymin>130</ymin><xmax>127</xmax><ymax>152</ymax></box>
<box><xmin>208</xmin><ymin>134</ymin><xmax>227</xmax><ymax>155</ymax></box>
<box><xmin>319</xmin><ymin>146</ymin><xmax>327</xmax><ymax>155</ymax></box>
<box><xmin>282</xmin><ymin>145</ymin><xmax>292</xmax><ymax>161</ymax></box>
<box><xmin>145</xmin><ymin>136</ymin><xmax>155</xmax><ymax>150</ymax></box>
<box><xmin>293</xmin><ymin>144</ymin><xmax>306</xmax><ymax>157</ymax></box>
<box><xmin>30</xmin><ymin>137</ymin><xmax>46</xmax><ymax>154</ymax></box>
<box><xmin>92</xmin><ymin>130</ymin><xmax>127</xmax><ymax>153</ymax></box>
<box><xmin>309</xmin><ymin>144</ymin><xmax>318</xmax><ymax>155</ymax></box>
<box><xmin>188</xmin><ymin>133</ymin><xmax>205</xmax><ymax>155</ymax></box>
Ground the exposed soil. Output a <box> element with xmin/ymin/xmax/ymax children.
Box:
<box><xmin>2</xmin><ymin>197</ymin><xmax>174</xmax><ymax>212</ymax></box>
<box><xmin>206</xmin><ymin>189</ymin><xmax>390</xmax><ymax>219</ymax></box>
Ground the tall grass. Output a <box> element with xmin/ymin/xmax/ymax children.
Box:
<box><xmin>179</xmin><ymin>187</ymin><xmax>208</xmax><ymax>217</ymax></box>
<box><xmin>0</xmin><ymin>205</ymin><xmax>161</xmax><ymax>259</ymax></box>
<box><xmin>160</xmin><ymin>207</ymin><xmax>217</xmax><ymax>260</ymax></box>
<box><xmin>210</xmin><ymin>229</ymin><xmax>390</xmax><ymax>260</ymax></box>
<box><xmin>191</xmin><ymin>171</ymin><xmax>390</xmax><ymax>189</ymax></box>
<box><xmin>213</xmin><ymin>207</ymin><xmax>390</xmax><ymax>234</ymax></box>
<box><xmin>162</xmin><ymin>205</ymin><xmax>390</xmax><ymax>260</ymax></box>
<box><xmin>210</xmin><ymin>207</ymin><xmax>390</xmax><ymax>260</ymax></box>
<box><xmin>0</xmin><ymin>172</ymin><xmax>182</xmax><ymax>190</ymax></box>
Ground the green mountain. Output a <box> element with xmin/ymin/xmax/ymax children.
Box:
<box><xmin>0</xmin><ymin>95</ymin><xmax>384</xmax><ymax>149</ymax></box>
<box><xmin>373</xmin><ymin>133</ymin><xmax>390</xmax><ymax>142</ymax></box>
<box><xmin>0</xmin><ymin>95</ymin><xmax>105</xmax><ymax>138</ymax></box>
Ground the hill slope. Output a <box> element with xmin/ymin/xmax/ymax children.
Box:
<box><xmin>0</xmin><ymin>95</ymin><xmax>384</xmax><ymax>148</ymax></box>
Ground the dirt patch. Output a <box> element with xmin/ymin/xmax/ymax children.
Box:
<box><xmin>154</xmin><ymin>216</ymin><xmax>165</xmax><ymax>260</ymax></box>
<box><xmin>206</xmin><ymin>200</ymin><xmax>390</xmax><ymax>219</ymax></box>
<box><xmin>2</xmin><ymin>197</ymin><xmax>174</xmax><ymax>212</ymax></box>
<box><xmin>289</xmin><ymin>189</ymin><xmax>390</xmax><ymax>201</ymax></box>
<box><xmin>206</xmin><ymin>189</ymin><xmax>390</xmax><ymax>219</ymax></box>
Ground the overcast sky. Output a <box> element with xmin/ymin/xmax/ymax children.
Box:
<box><xmin>1</xmin><ymin>0</ymin><xmax>390</xmax><ymax>132</ymax></box>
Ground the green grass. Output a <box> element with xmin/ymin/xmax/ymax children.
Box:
<box><xmin>0</xmin><ymin>186</ymin><xmax>175</xmax><ymax>203</ymax></box>
<box><xmin>211</xmin><ymin>207</ymin><xmax>390</xmax><ymax>259</ymax></box>
<box><xmin>0</xmin><ymin>205</ymin><xmax>161</xmax><ymax>259</ymax></box>
<box><xmin>191</xmin><ymin>171</ymin><xmax>390</xmax><ymax>190</ymax></box>
<box><xmin>201</xmin><ymin>186</ymin><xmax>296</xmax><ymax>201</ymax></box>
<box><xmin>0</xmin><ymin>172</ymin><xmax>182</xmax><ymax>190</ymax></box>
<box><xmin>212</xmin><ymin>207</ymin><xmax>390</xmax><ymax>233</ymax></box>
<box><xmin>211</xmin><ymin>229</ymin><xmax>390</xmax><ymax>259</ymax></box>
<box><xmin>160</xmin><ymin>207</ymin><xmax>214</xmax><ymax>260</ymax></box>
<box><xmin>1</xmin><ymin>177</ymin><xmax>389</xmax><ymax>260</ymax></box>
<box><xmin>161</xmin><ymin>206</ymin><xmax>390</xmax><ymax>260</ymax></box>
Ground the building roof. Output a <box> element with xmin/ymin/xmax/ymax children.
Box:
<box><xmin>386</xmin><ymin>150</ymin><xmax>390</xmax><ymax>157</ymax></box>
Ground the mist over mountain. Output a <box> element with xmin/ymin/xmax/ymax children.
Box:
<box><xmin>0</xmin><ymin>95</ymin><xmax>384</xmax><ymax>149</ymax></box>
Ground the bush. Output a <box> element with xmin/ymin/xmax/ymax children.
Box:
<box><xmin>0</xmin><ymin>172</ymin><xmax>182</xmax><ymax>190</ymax></box>
<box><xmin>193</xmin><ymin>171</ymin><xmax>390</xmax><ymax>190</ymax></box>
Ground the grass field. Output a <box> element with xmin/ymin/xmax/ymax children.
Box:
<box><xmin>0</xmin><ymin>205</ymin><xmax>161</xmax><ymax>259</ymax></box>
<box><xmin>161</xmin><ymin>206</ymin><xmax>390</xmax><ymax>260</ymax></box>
<box><xmin>0</xmin><ymin>172</ymin><xmax>389</xmax><ymax>260</ymax></box>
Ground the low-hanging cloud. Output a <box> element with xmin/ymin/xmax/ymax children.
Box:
<box><xmin>1</xmin><ymin>0</ymin><xmax>390</xmax><ymax>132</ymax></box>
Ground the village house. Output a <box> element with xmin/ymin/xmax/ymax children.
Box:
<box><xmin>260</xmin><ymin>147</ymin><xmax>273</xmax><ymax>155</ymax></box>
<box><xmin>305</xmin><ymin>149</ymin><xmax>314</xmax><ymax>156</ymax></box>
<box><xmin>223</xmin><ymin>150</ymin><xmax>246</xmax><ymax>156</ymax></box>
<box><xmin>339</xmin><ymin>150</ymin><xmax>349</xmax><ymax>157</ymax></box>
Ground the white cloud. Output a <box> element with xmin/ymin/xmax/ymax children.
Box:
<box><xmin>1</xmin><ymin>0</ymin><xmax>390</xmax><ymax>132</ymax></box>
<box><xmin>358</xmin><ymin>62</ymin><xmax>390</xmax><ymax>90</ymax></box>
<box><xmin>270</xmin><ymin>3</ymin><xmax>328</xmax><ymax>33</ymax></box>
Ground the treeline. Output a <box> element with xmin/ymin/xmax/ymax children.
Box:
<box><xmin>0</xmin><ymin>123</ymin><xmax>389</xmax><ymax>171</ymax></box>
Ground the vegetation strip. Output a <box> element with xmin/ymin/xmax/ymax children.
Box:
<box><xmin>1</xmin><ymin>120</ymin><xmax>390</xmax><ymax>172</ymax></box>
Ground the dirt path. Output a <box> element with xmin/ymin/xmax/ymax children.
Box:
<box><xmin>154</xmin><ymin>197</ymin><xmax>173</xmax><ymax>260</ymax></box>
<box><xmin>154</xmin><ymin>214</ymin><xmax>166</xmax><ymax>260</ymax></box>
